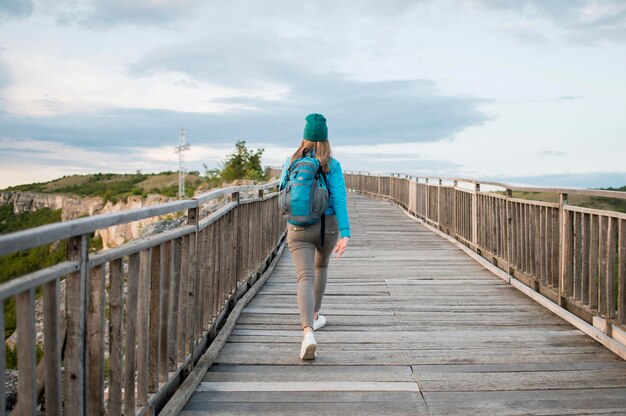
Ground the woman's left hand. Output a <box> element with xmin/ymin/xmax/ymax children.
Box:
<box><xmin>334</xmin><ymin>237</ymin><xmax>349</xmax><ymax>259</ymax></box>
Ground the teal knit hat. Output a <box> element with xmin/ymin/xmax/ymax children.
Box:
<box><xmin>303</xmin><ymin>113</ymin><xmax>328</xmax><ymax>142</ymax></box>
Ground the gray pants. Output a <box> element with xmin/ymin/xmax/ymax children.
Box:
<box><xmin>286</xmin><ymin>215</ymin><xmax>339</xmax><ymax>329</ymax></box>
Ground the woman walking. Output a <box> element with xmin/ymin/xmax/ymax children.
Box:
<box><xmin>279</xmin><ymin>113</ymin><xmax>351</xmax><ymax>360</ymax></box>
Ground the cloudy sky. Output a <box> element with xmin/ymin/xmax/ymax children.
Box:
<box><xmin>0</xmin><ymin>0</ymin><xmax>625</xmax><ymax>189</ymax></box>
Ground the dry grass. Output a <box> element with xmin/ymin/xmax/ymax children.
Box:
<box><xmin>509</xmin><ymin>191</ymin><xmax>626</xmax><ymax>213</ymax></box>
<box><xmin>41</xmin><ymin>175</ymin><xmax>91</xmax><ymax>191</ymax></box>
<box><xmin>137</xmin><ymin>173</ymin><xmax>180</xmax><ymax>191</ymax></box>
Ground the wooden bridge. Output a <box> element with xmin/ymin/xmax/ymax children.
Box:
<box><xmin>1</xmin><ymin>172</ymin><xmax>626</xmax><ymax>415</ymax></box>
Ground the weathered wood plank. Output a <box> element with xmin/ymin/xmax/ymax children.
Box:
<box><xmin>418</xmin><ymin>368</ymin><xmax>626</xmax><ymax>391</ymax></box>
<box><xmin>42</xmin><ymin>277</ymin><xmax>62</xmax><ymax>416</ymax></box>
<box><xmin>600</xmin><ymin>216</ymin><xmax>609</xmax><ymax>313</ymax></box>
<box><xmin>582</xmin><ymin>212</ymin><xmax>590</xmax><ymax>304</ymax></box>
<box><xmin>178</xmin><ymin>236</ymin><xmax>190</xmax><ymax>361</ymax></box>
<box><xmin>136</xmin><ymin>248</ymin><xmax>151</xmax><ymax>405</ymax></box>
<box><xmin>424</xmin><ymin>388</ymin><xmax>626</xmax><ymax>416</ymax></box>
<box><xmin>169</xmin><ymin>238</ymin><xmax>182</xmax><ymax>370</ymax></box>
<box><xmin>108</xmin><ymin>258</ymin><xmax>124</xmax><ymax>416</ymax></box>
<box><xmin>149</xmin><ymin>243</ymin><xmax>161</xmax><ymax>391</ymax></box>
<box><xmin>203</xmin><ymin>364</ymin><xmax>413</xmax><ymax>382</ymax></box>
<box><xmin>181</xmin><ymin>401</ymin><xmax>428</xmax><ymax>416</ymax></box>
<box><xmin>15</xmin><ymin>289</ymin><xmax>36</xmax><ymax>415</ymax></box>
<box><xmin>617</xmin><ymin>220</ymin><xmax>626</xmax><ymax>324</ymax></box>
<box><xmin>188</xmin><ymin>390</ymin><xmax>421</xmax><ymax>403</ymax></box>
<box><xmin>123</xmin><ymin>252</ymin><xmax>140</xmax><ymax>415</ymax></box>
<box><xmin>159</xmin><ymin>241</ymin><xmax>172</xmax><ymax>382</ymax></box>
<box><xmin>590</xmin><ymin>214</ymin><xmax>600</xmax><ymax>309</ymax></box>
<box><xmin>606</xmin><ymin>217</ymin><xmax>617</xmax><ymax>318</ymax></box>
<box><xmin>64</xmin><ymin>234</ymin><xmax>87</xmax><ymax>416</ymax></box>
<box><xmin>0</xmin><ymin>302</ymin><xmax>4</xmax><ymax>414</ymax></box>
<box><xmin>86</xmin><ymin>265</ymin><xmax>105</xmax><ymax>415</ymax></box>
<box><xmin>196</xmin><ymin>381</ymin><xmax>419</xmax><ymax>392</ymax></box>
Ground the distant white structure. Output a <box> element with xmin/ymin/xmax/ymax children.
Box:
<box><xmin>174</xmin><ymin>128</ymin><xmax>191</xmax><ymax>198</ymax></box>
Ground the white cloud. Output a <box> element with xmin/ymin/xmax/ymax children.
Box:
<box><xmin>0</xmin><ymin>138</ymin><xmax>171</xmax><ymax>187</ymax></box>
<box><xmin>0</xmin><ymin>0</ymin><xmax>625</xmax><ymax>188</ymax></box>
<box><xmin>1</xmin><ymin>49</ymin><xmax>252</xmax><ymax>116</ymax></box>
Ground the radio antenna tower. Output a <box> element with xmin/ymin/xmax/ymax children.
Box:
<box><xmin>174</xmin><ymin>128</ymin><xmax>191</xmax><ymax>198</ymax></box>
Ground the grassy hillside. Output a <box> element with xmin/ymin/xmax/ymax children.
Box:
<box><xmin>3</xmin><ymin>171</ymin><xmax>206</xmax><ymax>202</ymax></box>
<box><xmin>510</xmin><ymin>186</ymin><xmax>626</xmax><ymax>213</ymax></box>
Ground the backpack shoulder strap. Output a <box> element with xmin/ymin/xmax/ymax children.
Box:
<box><xmin>320</xmin><ymin>169</ymin><xmax>331</xmax><ymax>197</ymax></box>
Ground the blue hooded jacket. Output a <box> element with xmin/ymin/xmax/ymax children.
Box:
<box><xmin>279</xmin><ymin>155</ymin><xmax>351</xmax><ymax>239</ymax></box>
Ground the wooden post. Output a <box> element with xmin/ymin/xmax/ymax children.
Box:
<box><xmin>425</xmin><ymin>178</ymin><xmax>429</xmax><ymax>220</ymax></box>
<box><xmin>559</xmin><ymin>193</ymin><xmax>570</xmax><ymax>307</ymax></box>
<box><xmin>0</xmin><ymin>303</ymin><xmax>4</xmax><ymax>414</ymax></box>
<box><xmin>108</xmin><ymin>259</ymin><xmax>124</xmax><ymax>416</ymax></box>
<box><xmin>15</xmin><ymin>289</ymin><xmax>36</xmax><ymax>415</ymax></box>
<box><xmin>187</xmin><ymin>205</ymin><xmax>199</xmax><ymax>368</ymax></box>
<box><xmin>505</xmin><ymin>189</ymin><xmax>513</xmax><ymax>274</ymax></box>
<box><xmin>472</xmin><ymin>183</ymin><xmax>480</xmax><ymax>248</ymax></box>
<box><xmin>599</xmin><ymin>216</ymin><xmax>609</xmax><ymax>315</ymax></box>
<box><xmin>590</xmin><ymin>215</ymin><xmax>600</xmax><ymax>310</ymax></box>
<box><xmin>581</xmin><ymin>213</ymin><xmax>590</xmax><ymax>305</ymax></box>
<box><xmin>148</xmin><ymin>244</ymin><xmax>162</xmax><ymax>392</ymax></box>
<box><xmin>232</xmin><ymin>191</ymin><xmax>241</xmax><ymax>287</ymax></box>
<box><xmin>159</xmin><ymin>241</ymin><xmax>172</xmax><ymax>381</ymax></box>
<box><xmin>41</xmin><ymin>276</ymin><xmax>62</xmax><ymax>416</ymax></box>
<box><xmin>65</xmin><ymin>234</ymin><xmax>88</xmax><ymax>416</ymax></box>
<box><xmin>619</xmin><ymin>219</ymin><xmax>626</xmax><ymax>324</ymax></box>
<box><xmin>452</xmin><ymin>181</ymin><xmax>458</xmax><ymax>235</ymax></box>
<box><xmin>437</xmin><ymin>179</ymin><xmax>442</xmax><ymax>227</ymax></box>
<box><xmin>136</xmin><ymin>248</ymin><xmax>151</xmax><ymax>406</ymax></box>
<box><xmin>606</xmin><ymin>217</ymin><xmax>617</xmax><ymax>318</ymax></box>
<box><xmin>168</xmin><ymin>238</ymin><xmax>182</xmax><ymax>370</ymax></box>
<box><xmin>86</xmin><ymin>265</ymin><xmax>105</xmax><ymax>415</ymax></box>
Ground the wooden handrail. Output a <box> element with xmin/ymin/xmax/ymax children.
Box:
<box><xmin>343</xmin><ymin>171</ymin><xmax>626</xmax><ymax>200</ymax></box>
<box><xmin>268</xmin><ymin>166</ymin><xmax>626</xmax><ymax>198</ymax></box>
<box><xmin>0</xmin><ymin>180</ymin><xmax>286</xmax><ymax>415</ymax></box>
<box><xmin>0</xmin><ymin>181</ymin><xmax>279</xmax><ymax>257</ymax></box>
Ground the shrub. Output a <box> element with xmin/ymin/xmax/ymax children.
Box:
<box><xmin>219</xmin><ymin>140</ymin><xmax>266</xmax><ymax>182</ymax></box>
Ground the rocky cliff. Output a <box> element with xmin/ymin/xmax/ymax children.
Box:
<box><xmin>0</xmin><ymin>191</ymin><xmax>103</xmax><ymax>221</ymax></box>
<box><xmin>0</xmin><ymin>191</ymin><xmax>176</xmax><ymax>249</ymax></box>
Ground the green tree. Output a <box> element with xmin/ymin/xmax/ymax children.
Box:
<box><xmin>202</xmin><ymin>163</ymin><xmax>223</xmax><ymax>187</ymax></box>
<box><xmin>219</xmin><ymin>140</ymin><xmax>266</xmax><ymax>182</ymax></box>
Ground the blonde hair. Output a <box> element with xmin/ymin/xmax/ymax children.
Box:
<box><xmin>290</xmin><ymin>139</ymin><xmax>332</xmax><ymax>173</ymax></box>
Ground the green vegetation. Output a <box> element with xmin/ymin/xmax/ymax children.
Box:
<box><xmin>4</xmin><ymin>172</ymin><xmax>205</xmax><ymax>202</ymax></box>
<box><xmin>0</xmin><ymin>204</ymin><xmax>62</xmax><ymax>235</ymax></box>
<box><xmin>507</xmin><ymin>188</ymin><xmax>626</xmax><ymax>213</ymax></box>
<box><xmin>1</xmin><ymin>205</ymin><xmax>65</xmax><ymax>347</ymax></box>
<box><xmin>218</xmin><ymin>140</ymin><xmax>266</xmax><ymax>182</ymax></box>
<box><xmin>2</xmin><ymin>141</ymin><xmax>267</xmax><ymax>201</ymax></box>
<box><xmin>203</xmin><ymin>140</ymin><xmax>267</xmax><ymax>186</ymax></box>
<box><xmin>583</xmin><ymin>185</ymin><xmax>626</xmax><ymax>213</ymax></box>
<box><xmin>0</xmin><ymin>204</ymin><xmax>101</xmax><ymax>344</ymax></box>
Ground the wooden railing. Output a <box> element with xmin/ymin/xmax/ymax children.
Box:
<box><xmin>343</xmin><ymin>172</ymin><xmax>626</xmax><ymax>345</ymax></box>
<box><xmin>0</xmin><ymin>181</ymin><xmax>286</xmax><ymax>415</ymax></box>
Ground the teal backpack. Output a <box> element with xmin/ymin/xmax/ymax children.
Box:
<box><xmin>278</xmin><ymin>151</ymin><xmax>331</xmax><ymax>245</ymax></box>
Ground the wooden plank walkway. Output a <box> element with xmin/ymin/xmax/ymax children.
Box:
<box><xmin>181</xmin><ymin>193</ymin><xmax>626</xmax><ymax>415</ymax></box>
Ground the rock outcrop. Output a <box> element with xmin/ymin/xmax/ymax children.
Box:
<box><xmin>96</xmin><ymin>195</ymin><xmax>177</xmax><ymax>248</ymax></box>
<box><xmin>0</xmin><ymin>191</ymin><xmax>104</xmax><ymax>221</ymax></box>
<box><xmin>0</xmin><ymin>191</ymin><xmax>177</xmax><ymax>249</ymax></box>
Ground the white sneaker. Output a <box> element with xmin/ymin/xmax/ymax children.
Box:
<box><xmin>300</xmin><ymin>332</ymin><xmax>317</xmax><ymax>360</ymax></box>
<box><xmin>313</xmin><ymin>315</ymin><xmax>327</xmax><ymax>331</ymax></box>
